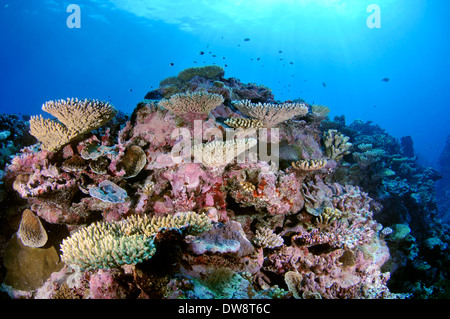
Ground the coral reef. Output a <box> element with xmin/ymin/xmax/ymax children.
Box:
<box><xmin>0</xmin><ymin>65</ymin><xmax>448</xmax><ymax>300</ymax></box>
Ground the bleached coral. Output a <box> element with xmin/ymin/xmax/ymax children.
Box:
<box><xmin>232</xmin><ymin>100</ymin><xmax>308</xmax><ymax>127</ymax></box>
<box><xmin>30</xmin><ymin>98</ymin><xmax>117</xmax><ymax>152</ymax></box>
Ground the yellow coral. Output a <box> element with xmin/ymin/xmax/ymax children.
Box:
<box><xmin>322</xmin><ymin>129</ymin><xmax>352</xmax><ymax>161</ymax></box>
<box><xmin>232</xmin><ymin>100</ymin><xmax>308</xmax><ymax>127</ymax></box>
<box><xmin>60</xmin><ymin>212</ymin><xmax>212</xmax><ymax>270</ymax></box>
<box><xmin>252</xmin><ymin>227</ymin><xmax>284</xmax><ymax>249</ymax></box>
<box><xmin>30</xmin><ymin>98</ymin><xmax>117</xmax><ymax>152</ymax></box>
<box><xmin>315</xmin><ymin>207</ymin><xmax>343</xmax><ymax>227</ymax></box>
<box><xmin>292</xmin><ymin>158</ymin><xmax>328</xmax><ymax>171</ymax></box>
<box><xmin>121</xmin><ymin>211</ymin><xmax>212</xmax><ymax>237</ymax></box>
<box><xmin>192</xmin><ymin>138</ymin><xmax>257</xmax><ymax>168</ymax></box>
<box><xmin>239</xmin><ymin>180</ymin><xmax>256</xmax><ymax>193</ymax></box>
<box><xmin>29</xmin><ymin>116</ymin><xmax>73</xmax><ymax>152</ymax></box>
<box><xmin>158</xmin><ymin>91</ymin><xmax>224</xmax><ymax>115</ymax></box>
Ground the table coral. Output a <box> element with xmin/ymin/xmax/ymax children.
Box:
<box><xmin>30</xmin><ymin>98</ymin><xmax>117</xmax><ymax>152</ymax></box>
<box><xmin>60</xmin><ymin>212</ymin><xmax>212</xmax><ymax>270</ymax></box>
<box><xmin>232</xmin><ymin>100</ymin><xmax>308</xmax><ymax>127</ymax></box>
<box><xmin>158</xmin><ymin>91</ymin><xmax>224</xmax><ymax>117</ymax></box>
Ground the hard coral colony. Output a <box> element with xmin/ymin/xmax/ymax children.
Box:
<box><xmin>0</xmin><ymin>65</ymin><xmax>444</xmax><ymax>300</ymax></box>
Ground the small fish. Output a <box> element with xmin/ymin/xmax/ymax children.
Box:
<box><xmin>382</xmin><ymin>77</ymin><xmax>390</xmax><ymax>82</ymax></box>
<box><xmin>170</xmin><ymin>63</ymin><xmax>174</xmax><ymax>66</ymax></box>
<box><xmin>193</xmin><ymin>61</ymin><xmax>197</xmax><ymax>63</ymax></box>
<box><xmin>224</xmin><ymin>64</ymin><xmax>228</xmax><ymax>67</ymax></box>
<box><xmin>289</xmin><ymin>61</ymin><xmax>294</xmax><ymax>65</ymax></box>
<box><xmin>322</xmin><ymin>82</ymin><xmax>326</xmax><ymax>87</ymax></box>
<box><xmin>199</xmin><ymin>51</ymin><xmax>204</xmax><ymax>55</ymax></box>
<box><xmin>279</xmin><ymin>50</ymin><xmax>283</xmax><ymax>53</ymax></box>
<box><xmin>212</xmin><ymin>55</ymin><xmax>216</xmax><ymax>57</ymax></box>
<box><xmin>130</xmin><ymin>89</ymin><xmax>132</xmax><ymax>92</ymax></box>
<box><xmin>223</xmin><ymin>57</ymin><xmax>225</xmax><ymax>60</ymax></box>
<box><xmin>244</xmin><ymin>38</ymin><xmax>250</xmax><ymax>41</ymax></box>
<box><xmin>257</xmin><ymin>57</ymin><xmax>260</xmax><ymax>61</ymax></box>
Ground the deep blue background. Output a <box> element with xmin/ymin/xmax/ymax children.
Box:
<box><xmin>0</xmin><ymin>0</ymin><xmax>449</xmax><ymax>167</ymax></box>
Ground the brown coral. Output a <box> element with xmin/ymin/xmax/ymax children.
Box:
<box><xmin>17</xmin><ymin>209</ymin><xmax>48</xmax><ymax>248</ymax></box>
<box><xmin>224</xmin><ymin>117</ymin><xmax>264</xmax><ymax>129</ymax></box>
<box><xmin>158</xmin><ymin>91</ymin><xmax>224</xmax><ymax>116</ymax></box>
<box><xmin>116</xmin><ymin>145</ymin><xmax>147</xmax><ymax>178</ymax></box>
<box><xmin>30</xmin><ymin>98</ymin><xmax>117</xmax><ymax>152</ymax></box>
<box><xmin>292</xmin><ymin>158</ymin><xmax>328</xmax><ymax>171</ymax></box>
<box><xmin>232</xmin><ymin>100</ymin><xmax>308</xmax><ymax>127</ymax></box>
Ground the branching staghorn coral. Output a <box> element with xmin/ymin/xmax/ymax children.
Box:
<box><xmin>30</xmin><ymin>98</ymin><xmax>117</xmax><ymax>152</ymax></box>
<box><xmin>232</xmin><ymin>100</ymin><xmax>308</xmax><ymax>127</ymax></box>
<box><xmin>322</xmin><ymin>129</ymin><xmax>352</xmax><ymax>161</ymax></box>
<box><xmin>314</xmin><ymin>207</ymin><xmax>343</xmax><ymax>229</ymax></box>
<box><xmin>192</xmin><ymin>138</ymin><xmax>257</xmax><ymax>168</ymax></box>
<box><xmin>252</xmin><ymin>227</ymin><xmax>284</xmax><ymax>249</ymax></box>
<box><xmin>60</xmin><ymin>212</ymin><xmax>212</xmax><ymax>270</ymax></box>
<box><xmin>158</xmin><ymin>91</ymin><xmax>224</xmax><ymax>116</ymax></box>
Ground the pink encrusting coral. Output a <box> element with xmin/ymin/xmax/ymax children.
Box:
<box><xmin>1</xmin><ymin>65</ymin><xmax>406</xmax><ymax>299</ymax></box>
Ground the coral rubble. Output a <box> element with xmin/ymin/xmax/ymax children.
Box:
<box><xmin>0</xmin><ymin>65</ymin><xmax>448</xmax><ymax>300</ymax></box>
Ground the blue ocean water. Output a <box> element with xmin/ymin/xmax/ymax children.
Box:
<box><xmin>0</xmin><ymin>0</ymin><xmax>449</xmax><ymax>167</ymax></box>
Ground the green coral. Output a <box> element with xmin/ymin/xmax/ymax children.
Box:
<box><xmin>60</xmin><ymin>212</ymin><xmax>212</xmax><ymax>271</ymax></box>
